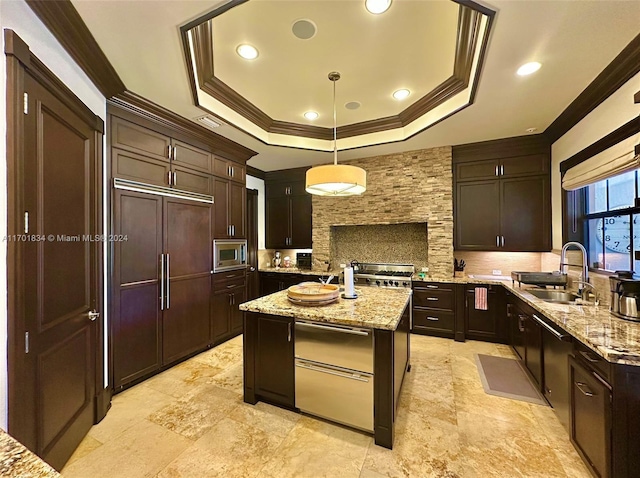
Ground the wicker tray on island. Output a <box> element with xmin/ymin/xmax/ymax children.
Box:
<box><xmin>287</xmin><ymin>282</ymin><xmax>340</xmax><ymax>306</ymax></box>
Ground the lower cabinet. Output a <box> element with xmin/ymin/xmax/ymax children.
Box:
<box><xmin>570</xmin><ymin>354</ymin><xmax>612</xmax><ymax>478</ymax></box>
<box><xmin>244</xmin><ymin>313</ymin><xmax>295</xmax><ymax>408</ymax></box>
<box><xmin>411</xmin><ymin>282</ymin><xmax>455</xmax><ymax>338</ymax></box>
<box><xmin>542</xmin><ymin>324</ymin><xmax>573</xmax><ymax>432</ymax></box>
<box><xmin>211</xmin><ymin>270</ymin><xmax>246</xmax><ymax>343</ymax></box>
<box><xmin>259</xmin><ymin>272</ymin><xmax>336</xmax><ymax>297</ymax></box>
<box><xmin>507</xmin><ymin>300</ymin><xmax>526</xmax><ymax>360</ymax></box>
<box><xmin>523</xmin><ymin>314</ymin><xmax>543</xmax><ymax>388</ymax></box>
<box><xmin>464</xmin><ymin>285</ymin><xmax>506</xmax><ymax>342</ymax></box>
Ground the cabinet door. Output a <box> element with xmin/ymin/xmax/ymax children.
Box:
<box><xmin>162</xmin><ymin>199</ymin><xmax>212</xmax><ymax>364</ymax></box>
<box><xmin>213</xmin><ymin>177</ymin><xmax>230</xmax><ymax>238</ymax></box>
<box><xmin>229</xmin><ymin>182</ymin><xmax>246</xmax><ymax>238</ymax></box>
<box><xmin>500</xmin><ymin>154</ymin><xmax>548</xmax><ymax>178</ymax></box>
<box><xmin>229</xmin><ymin>162</ymin><xmax>245</xmax><ymax>183</ymax></box>
<box><xmin>290</xmin><ymin>194</ymin><xmax>312</xmax><ymax>248</ymax></box>
<box><xmin>260</xmin><ymin>274</ymin><xmax>282</xmax><ymax>296</ymax></box>
<box><xmin>266</xmin><ymin>196</ymin><xmax>289</xmax><ymax>249</ymax></box>
<box><xmin>211</xmin><ymin>290</ymin><xmax>231</xmax><ymax>342</ymax></box>
<box><xmin>455</xmin><ymin>180</ymin><xmax>501</xmax><ymax>250</ymax></box>
<box><xmin>112</xmin><ymin>148</ymin><xmax>171</xmax><ymax>188</ymax></box>
<box><xmin>543</xmin><ymin>327</ymin><xmax>573</xmax><ymax>432</ymax></box>
<box><xmin>255</xmin><ymin>315</ymin><xmax>295</xmax><ymax>407</ymax></box>
<box><xmin>113</xmin><ymin>190</ymin><xmax>163</xmax><ymax>388</ymax></box>
<box><xmin>172</xmin><ymin>140</ymin><xmax>212</xmax><ymax>173</ymax></box>
<box><xmin>524</xmin><ymin>315</ymin><xmax>543</xmax><ymax>388</ymax></box>
<box><xmin>455</xmin><ymin>159</ymin><xmax>501</xmax><ymax>181</ymax></box>
<box><xmin>509</xmin><ymin>307</ymin><xmax>526</xmax><ymax>360</ymax></box>
<box><xmin>465</xmin><ymin>286</ymin><xmax>503</xmax><ymax>341</ymax></box>
<box><xmin>111</xmin><ymin>116</ymin><xmax>171</xmax><ymax>161</ymax></box>
<box><xmin>570</xmin><ymin>356</ymin><xmax>611</xmax><ymax>478</ymax></box>
<box><xmin>501</xmin><ymin>176</ymin><xmax>550</xmax><ymax>251</ymax></box>
<box><xmin>172</xmin><ymin>165</ymin><xmax>212</xmax><ymax>195</ymax></box>
<box><xmin>231</xmin><ymin>286</ymin><xmax>246</xmax><ymax>333</ymax></box>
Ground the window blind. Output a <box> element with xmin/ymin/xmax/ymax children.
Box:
<box><xmin>562</xmin><ymin>132</ymin><xmax>640</xmax><ymax>191</ymax></box>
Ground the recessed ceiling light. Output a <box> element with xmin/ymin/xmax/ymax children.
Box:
<box><xmin>292</xmin><ymin>19</ymin><xmax>317</xmax><ymax>40</ymax></box>
<box><xmin>365</xmin><ymin>0</ymin><xmax>392</xmax><ymax>14</ymax></box>
<box><xmin>304</xmin><ymin>111</ymin><xmax>319</xmax><ymax>120</ymax></box>
<box><xmin>236</xmin><ymin>44</ymin><xmax>258</xmax><ymax>60</ymax></box>
<box><xmin>345</xmin><ymin>101</ymin><xmax>361</xmax><ymax>110</ymax></box>
<box><xmin>517</xmin><ymin>62</ymin><xmax>541</xmax><ymax>76</ymax></box>
<box><xmin>392</xmin><ymin>89</ymin><xmax>410</xmax><ymax>100</ymax></box>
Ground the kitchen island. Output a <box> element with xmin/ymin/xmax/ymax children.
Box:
<box><xmin>239</xmin><ymin>287</ymin><xmax>412</xmax><ymax>449</ymax></box>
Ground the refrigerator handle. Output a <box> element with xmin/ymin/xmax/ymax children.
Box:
<box><xmin>160</xmin><ymin>254</ymin><xmax>165</xmax><ymax>310</ymax></box>
<box><xmin>166</xmin><ymin>253</ymin><xmax>170</xmax><ymax>309</ymax></box>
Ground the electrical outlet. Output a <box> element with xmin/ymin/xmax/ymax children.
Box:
<box><xmin>421</xmin><ymin>267</ymin><xmax>429</xmax><ymax>272</ymax></box>
<box><xmin>339</xmin><ymin>263</ymin><xmax>346</xmax><ymax>268</ymax></box>
<box><xmin>492</xmin><ymin>269</ymin><xmax>502</xmax><ymax>275</ymax></box>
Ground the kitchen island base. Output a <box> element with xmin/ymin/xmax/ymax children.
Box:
<box><xmin>242</xmin><ymin>303</ymin><xmax>410</xmax><ymax>449</ymax></box>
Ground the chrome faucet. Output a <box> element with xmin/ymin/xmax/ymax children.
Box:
<box><xmin>573</xmin><ymin>280</ymin><xmax>599</xmax><ymax>306</ymax></box>
<box><xmin>560</xmin><ymin>241</ymin><xmax>589</xmax><ymax>284</ymax></box>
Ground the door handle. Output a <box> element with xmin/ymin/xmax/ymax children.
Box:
<box><xmin>501</xmin><ymin>236</ymin><xmax>505</xmax><ymax>247</ymax></box>
<box><xmin>495</xmin><ymin>165</ymin><xmax>499</xmax><ymax>176</ymax></box>
<box><xmin>501</xmin><ymin>165</ymin><xmax>504</xmax><ymax>175</ymax></box>
<box><xmin>426</xmin><ymin>297</ymin><xmax>439</xmax><ymax>301</ymax></box>
<box><xmin>288</xmin><ymin>322</ymin><xmax>292</xmax><ymax>342</ymax></box>
<box><xmin>87</xmin><ymin>310</ymin><xmax>100</xmax><ymax>321</ymax></box>
<box><xmin>166</xmin><ymin>253</ymin><xmax>170</xmax><ymax>309</ymax></box>
<box><xmin>496</xmin><ymin>235</ymin><xmax>499</xmax><ymax>247</ymax></box>
<box><xmin>173</xmin><ymin>172</ymin><xmax>177</xmax><ymax>186</ymax></box>
<box><xmin>231</xmin><ymin>293</ymin><xmax>235</xmax><ymax>305</ymax></box>
<box><xmin>160</xmin><ymin>253</ymin><xmax>165</xmax><ymax>311</ymax></box>
<box><xmin>426</xmin><ymin>316</ymin><xmax>439</xmax><ymax>321</ymax></box>
<box><xmin>575</xmin><ymin>381</ymin><xmax>595</xmax><ymax>397</ymax></box>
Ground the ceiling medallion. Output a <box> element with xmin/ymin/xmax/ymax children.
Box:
<box><xmin>306</xmin><ymin>72</ymin><xmax>367</xmax><ymax>196</ymax></box>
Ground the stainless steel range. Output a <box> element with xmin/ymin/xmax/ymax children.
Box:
<box><xmin>353</xmin><ymin>262</ymin><xmax>414</xmax><ymax>288</ymax></box>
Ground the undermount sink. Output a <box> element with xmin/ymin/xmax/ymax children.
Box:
<box><xmin>527</xmin><ymin>289</ymin><xmax>580</xmax><ymax>304</ymax></box>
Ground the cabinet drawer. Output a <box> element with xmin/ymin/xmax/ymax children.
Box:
<box><xmin>213</xmin><ymin>277</ymin><xmax>245</xmax><ymax>292</ymax></box>
<box><xmin>413</xmin><ymin>309</ymin><xmax>454</xmax><ymax>332</ymax></box>
<box><xmin>413</xmin><ymin>282</ymin><xmax>455</xmax><ymax>292</ymax></box>
<box><xmin>574</xmin><ymin>341</ymin><xmax>611</xmax><ymax>384</ymax></box>
<box><xmin>413</xmin><ymin>289</ymin><xmax>454</xmax><ymax>311</ymax></box>
<box><xmin>213</xmin><ymin>269</ymin><xmax>246</xmax><ymax>283</ymax></box>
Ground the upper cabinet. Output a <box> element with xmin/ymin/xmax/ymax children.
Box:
<box><xmin>214</xmin><ymin>157</ymin><xmax>245</xmax><ymax>183</ymax></box>
<box><xmin>265</xmin><ymin>168</ymin><xmax>312</xmax><ymax>249</ymax></box>
<box><xmin>453</xmin><ymin>136</ymin><xmax>552</xmax><ymax>252</ymax></box>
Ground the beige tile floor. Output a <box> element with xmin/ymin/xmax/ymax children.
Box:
<box><xmin>61</xmin><ymin>335</ymin><xmax>591</xmax><ymax>478</ymax></box>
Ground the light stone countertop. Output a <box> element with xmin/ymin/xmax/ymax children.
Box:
<box><xmin>0</xmin><ymin>429</ymin><xmax>59</xmax><ymax>477</ymax></box>
<box><xmin>239</xmin><ymin>286</ymin><xmax>412</xmax><ymax>330</ymax></box>
<box><xmin>413</xmin><ymin>274</ymin><xmax>640</xmax><ymax>366</ymax></box>
<box><xmin>259</xmin><ymin>267</ymin><xmax>340</xmax><ymax>276</ymax></box>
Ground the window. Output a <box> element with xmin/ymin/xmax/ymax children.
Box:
<box><xmin>583</xmin><ymin>169</ymin><xmax>640</xmax><ymax>272</ymax></box>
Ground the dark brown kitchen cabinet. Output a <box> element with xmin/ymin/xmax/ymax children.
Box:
<box><xmin>111</xmin><ymin>115</ymin><xmax>216</xmax><ymax>195</ymax></box>
<box><xmin>213</xmin><ymin>177</ymin><xmax>245</xmax><ymax>238</ymax></box>
<box><xmin>453</xmin><ymin>136</ymin><xmax>551</xmax><ymax>252</ymax></box>
<box><xmin>211</xmin><ymin>271</ymin><xmax>246</xmax><ymax>343</ymax></box>
<box><xmin>507</xmin><ymin>299</ymin><xmax>526</xmax><ymax>360</ymax></box>
<box><xmin>214</xmin><ymin>156</ymin><xmax>245</xmax><ymax>183</ymax></box>
<box><xmin>523</xmin><ymin>314</ymin><xmax>543</xmax><ymax>388</ymax></box>
<box><xmin>260</xmin><ymin>272</ymin><xmax>306</xmax><ymax>296</ymax></box>
<box><xmin>464</xmin><ymin>285</ymin><xmax>506</xmax><ymax>343</ymax></box>
<box><xmin>113</xmin><ymin>190</ymin><xmax>212</xmax><ymax>389</ymax></box>
<box><xmin>244</xmin><ymin>313</ymin><xmax>295</xmax><ymax>408</ymax></box>
<box><xmin>265</xmin><ymin>168</ymin><xmax>312</xmax><ymax>249</ymax></box>
<box><xmin>543</xmin><ymin>321</ymin><xmax>573</xmax><ymax>432</ymax></box>
<box><xmin>570</xmin><ymin>355</ymin><xmax>612</xmax><ymax>478</ymax></box>
<box><xmin>411</xmin><ymin>282</ymin><xmax>455</xmax><ymax>338</ymax></box>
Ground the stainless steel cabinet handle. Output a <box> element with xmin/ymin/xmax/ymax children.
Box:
<box><xmin>495</xmin><ymin>165</ymin><xmax>499</xmax><ymax>176</ymax></box>
<box><xmin>226</xmin><ymin>284</ymin><xmax>236</xmax><ymax>289</ymax></box>
<box><xmin>575</xmin><ymin>381</ymin><xmax>595</xmax><ymax>397</ymax></box>
<box><xmin>296</xmin><ymin>321</ymin><xmax>371</xmax><ymax>336</ymax></box>
<box><xmin>229</xmin><ymin>294</ymin><xmax>232</xmax><ymax>306</ymax></box>
<box><xmin>426</xmin><ymin>297</ymin><xmax>439</xmax><ymax>301</ymax></box>
<box><xmin>167</xmin><ymin>144</ymin><xmax>172</xmax><ymax>160</ymax></box>
<box><xmin>288</xmin><ymin>322</ymin><xmax>292</xmax><ymax>342</ymax></box>
<box><xmin>425</xmin><ymin>285</ymin><xmax>438</xmax><ymax>289</ymax></box>
<box><xmin>496</xmin><ymin>235</ymin><xmax>499</xmax><ymax>247</ymax></box>
<box><xmin>167</xmin><ymin>171</ymin><xmax>172</xmax><ymax>186</ymax></box>
<box><xmin>166</xmin><ymin>253</ymin><xmax>170</xmax><ymax>309</ymax></box>
<box><xmin>87</xmin><ymin>310</ymin><xmax>100</xmax><ymax>321</ymax></box>
<box><xmin>232</xmin><ymin>293</ymin><xmax>235</xmax><ymax>305</ymax></box>
<box><xmin>160</xmin><ymin>254</ymin><xmax>165</xmax><ymax>310</ymax></box>
<box><xmin>426</xmin><ymin>316</ymin><xmax>439</xmax><ymax>321</ymax></box>
<box><xmin>173</xmin><ymin>172</ymin><xmax>177</xmax><ymax>185</ymax></box>
<box><xmin>500</xmin><ymin>165</ymin><xmax>504</xmax><ymax>175</ymax></box>
<box><xmin>295</xmin><ymin>362</ymin><xmax>370</xmax><ymax>382</ymax></box>
<box><xmin>501</xmin><ymin>236</ymin><xmax>505</xmax><ymax>247</ymax></box>
<box><xmin>532</xmin><ymin>314</ymin><xmax>570</xmax><ymax>341</ymax></box>
<box><xmin>173</xmin><ymin>146</ymin><xmax>177</xmax><ymax>161</ymax></box>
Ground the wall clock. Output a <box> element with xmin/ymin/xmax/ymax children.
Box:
<box><xmin>596</xmin><ymin>215</ymin><xmax>634</xmax><ymax>253</ymax></box>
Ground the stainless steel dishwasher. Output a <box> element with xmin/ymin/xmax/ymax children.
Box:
<box><xmin>294</xmin><ymin>320</ymin><xmax>374</xmax><ymax>432</ymax></box>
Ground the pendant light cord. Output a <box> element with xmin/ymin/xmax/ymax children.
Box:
<box><xmin>333</xmin><ymin>75</ymin><xmax>338</xmax><ymax>165</ymax></box>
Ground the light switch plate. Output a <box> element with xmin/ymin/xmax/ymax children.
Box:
<box><xmin>492</xmin><ymin>269</ymin><xmax>502</xmax><ymax>275</ymax></box>
<box><xmin>421</xmin><ymin>267</ymin><xmax>429</xmax><ymax>272</ymax></box>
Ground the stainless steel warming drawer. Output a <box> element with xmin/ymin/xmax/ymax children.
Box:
<box><xmin>294</xmin><ymin>321</ymin><xmax>374</xmax><ymax>432</ymax></box>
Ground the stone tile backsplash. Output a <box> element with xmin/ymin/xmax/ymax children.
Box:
<box><xmin>331</xmin><ymin>223</ymin><xmax>428</xmax><ymax>269</ymax></box>
<box><xmin>311</xmin><ymin>146</ymin><xmax>453</xmax><ymax>276</ymax></box>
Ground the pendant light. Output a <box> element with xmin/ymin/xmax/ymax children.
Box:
<box><xmin>305</xmin><ymin>72</ymin><xmax>367</xmax><ymax>196</ymax></box>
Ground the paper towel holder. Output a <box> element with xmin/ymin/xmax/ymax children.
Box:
<box><xmin>341</xmin><ymin>293</ymin><xmax>358</xmax><ymax>299</ymax></box>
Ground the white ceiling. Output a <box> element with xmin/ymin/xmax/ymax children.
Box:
<box><xmin>72</xmin><ymin>0</ymin><xmax>640</xmax><ymax>171</ymax></box>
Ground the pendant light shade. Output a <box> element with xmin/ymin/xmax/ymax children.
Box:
<box><xmin>306</xmin><ymin>72</ymin><xmax>367</xmax><ymax>196</ymax></box>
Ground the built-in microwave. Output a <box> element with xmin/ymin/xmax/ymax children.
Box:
<box><xmin>213</xmin><ymin>239</ymin><xmax>247</xmax><ymax>272</ymax></box>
